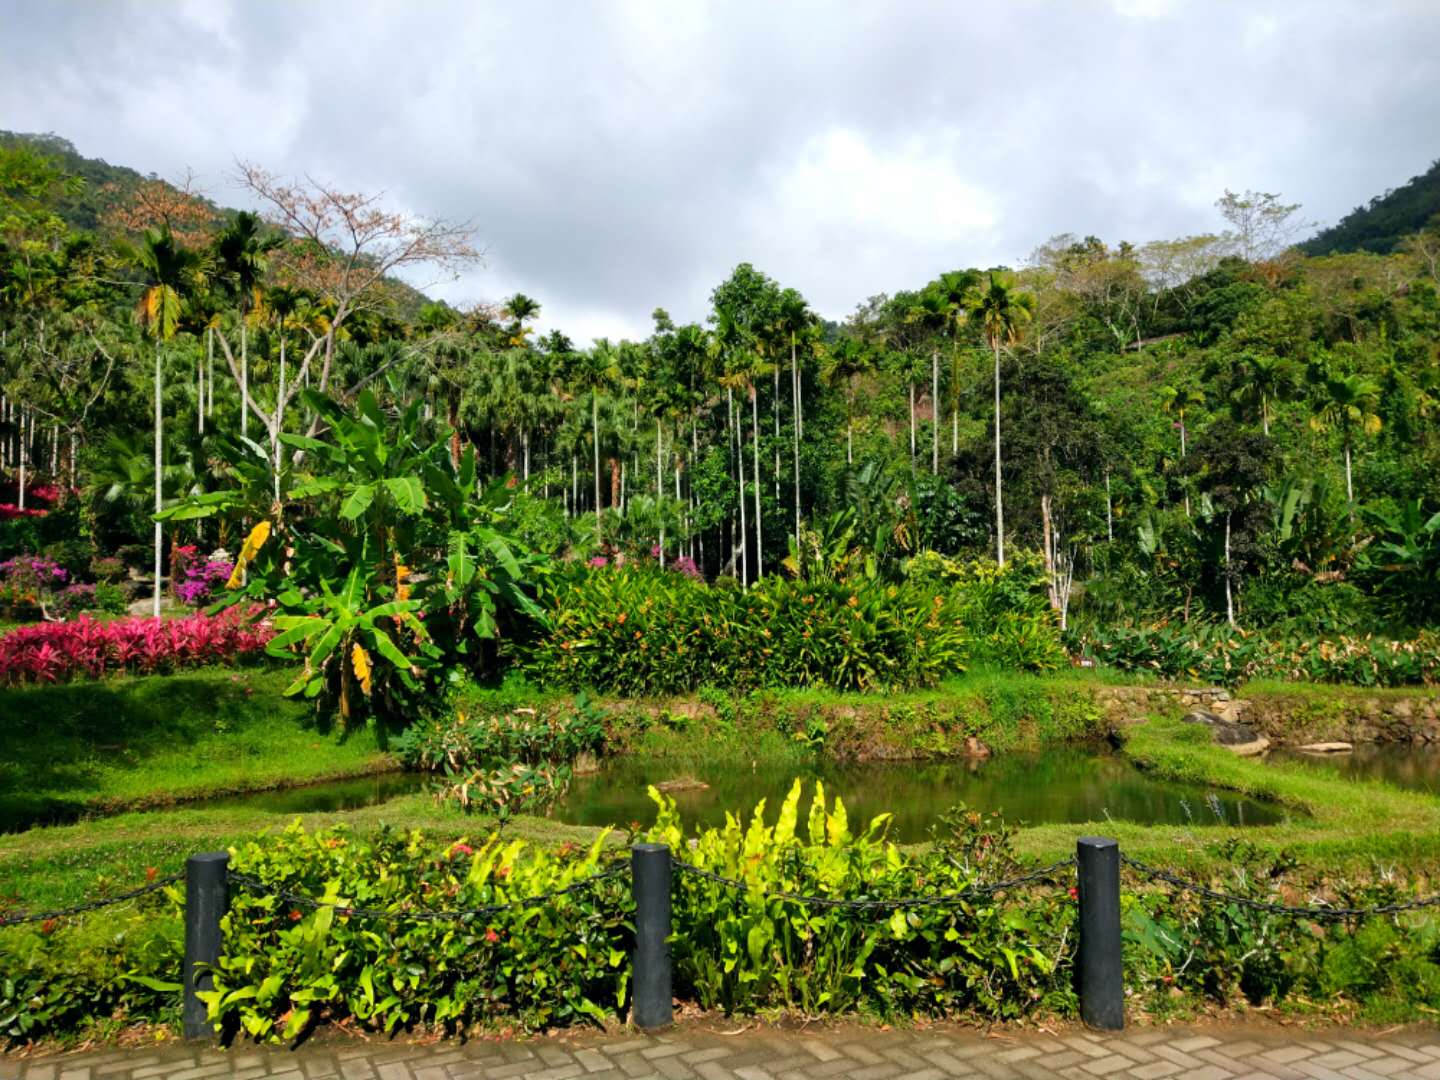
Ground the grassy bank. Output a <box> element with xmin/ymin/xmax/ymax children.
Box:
<box><xmin>0</xmin><ymin>668</ymin><xmax>396</xmax><ymax>832</ymax></box>
<box><xmin>1015</xmin><ymin>717</ymin><xmax>1440</xmax><ymax>876</ymax></box>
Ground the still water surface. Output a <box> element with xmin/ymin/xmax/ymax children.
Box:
<box><xmin>1269</xmin><ymin>743</ymin><xmax>1440</xmax><ymax>794</ymax></box>
<box><xmin>546</xmin><ymin>747</ymin><xmax>1284</xmax><ymax>842</ymax></box>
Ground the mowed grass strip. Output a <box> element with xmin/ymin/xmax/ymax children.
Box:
<box><xmin>0</xmin><ymin>667</ymin><xmax>396</xmax><ymax>831</ymax></box>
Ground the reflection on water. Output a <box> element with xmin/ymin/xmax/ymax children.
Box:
<box><xmin>203</xmin><ymin>771</ymin><xmax>430</xmax><ymax>815</ymax></box>
<box><xmin>1270</xmin><ymin>743</ymin><xmax>1440</xmax><ymax>795</ymax></box>
<box><xmin>547</xmin><ymin>747</ymin><xmax>1284</xmax><ymax>842</ymax></box>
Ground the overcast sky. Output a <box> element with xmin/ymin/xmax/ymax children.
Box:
<box><xmin>3</xmin><ymin>0</ymin><xmax>1438</xmax><ymax>343</ymax></box>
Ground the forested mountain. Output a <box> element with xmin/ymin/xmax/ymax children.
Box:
<box><xmin>1301</xmin><ymin>157</ymin><xmax>1440</xmax><ymax>255</ymax></box>
<box><xmin>0</xmin><ymin>130</ymin><xmax>435</xmax><ymax>319</ymax></box>
<box><xmin>3</xmin><ymin>134</ymin><xmax>1438</xmax><ymax>642</ymax></box>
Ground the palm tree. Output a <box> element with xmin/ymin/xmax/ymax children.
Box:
<box><xmin>265</xmin><ymin>283</ymin><xmax>311</xmax><ymax>498</ymax></box>
<box><xmin>908</xmin><ymin>288</ymin><xmax>947</xmax><ymax>474</ymax></box>
<box><xmin>973</xmin><ymin>272</ymin><xmax>1035</xmax><ymax>567</ymax></box>
<box><xmin>213</xmin><ymin>211</ymin><xmax>283</xmax><ymax>440</ymax></box>
<box><xmin>928</xmin><ymin>269</ymin><xmax>981</xmax><ymax>459</ymax></box>
<box><xmin>772</xmin><ymin>288</ymin><xmax>812</xmax><ymax>549</ymax></box>
<box><xmin>574</xmin><ymin>341</ymin><xmax>621</xmax><ymax>546</ymax></box>
<box><xmin>1310</xmin><ymin>373</ymin><xmax>1382</xmax><ymax>503</ymax></box>
<box><xmin>826</xmin><ymin>337</ymin><xmax>877</xmax><ymax>465</ymax></box>
<box><xmin>1230</xmin><ymin>351</ymin><xmax>1295</xmax><ymax>436</ymax></box>
<box><xmin>134</xmin><ymin>225</ymin><xmax>206</xmax><ymax>616</ymax></box>
<box><xmin>1161</xmin><ymin>384</ymin><xmax>1205</xmax><ymax>516</ymax></box>
<box><xmin>502</xmin><ymin>293</ymin><xmax>541</xmax><ymax>343</ymax></box>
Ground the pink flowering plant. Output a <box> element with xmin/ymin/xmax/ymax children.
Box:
<box><xmin>0</xmin><ymin>606</ymin><xmax>273</xmax><ymax>687</ymax></box>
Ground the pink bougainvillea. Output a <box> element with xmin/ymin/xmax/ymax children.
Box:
<box><xmin>0</xmin><ymin>607</ymin><xmax>274</xmax><ymax>687</ymax></box>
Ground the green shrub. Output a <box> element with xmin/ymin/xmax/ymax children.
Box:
<box><xmin>0</xmin><ymin>898</ymin><xmax>182</xmax><ymax>1044</ymax></box>
<box><xmin>203</xmin><ymin>824</ymin><xmax>630</xmax><ymax>1040</ymax></box>
<box><xmin>1077</xmin><ymin>623</ymin><xmax>1440</xmax><ymax>687</ymax></box>
<box><xmin>523</xmin><ymin>565</ymin><xmax>970</xmax><ymax>694</ymax></box>
<box><xmin>393</xmin><ymin>696</ymin><xmax>606</xmax><ymax>773</ymax></box>
<box><xmin>645</xmin><ymin>782</ymin><xmax>1076</xmax><ymax>1019</ymax></box>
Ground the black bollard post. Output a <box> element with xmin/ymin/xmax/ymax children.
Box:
<box><xmin>1076</xmin><ymin>836</ymin><xmax>1124</xmax><ymax>1031</ymax></box>
<box><xmin>183</xmin><ymin>851</ymin><xmax>231</xmax><ymax>1039</ymax></box>
<box><xmin>631</xmin><ymin>843</ymin><xmax>673</xmax><ymax>1031</ymax></box>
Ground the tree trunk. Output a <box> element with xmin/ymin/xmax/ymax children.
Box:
<box><xmin>274</xmin><ymin>330</ymin><xmax>288</xmax><ymax>502</ymax></box>
<box><xmin>1344</xmin><ymin>436</ymin><xmax>1354</xmax><ymax>503</ymax></box>
<box><xmin>592</xmin><ymin>393</ymin><xmax>602</xmax><ymax>545</ymax></box>
<box><xmin>908</xmin><ymin>381</ymin><xmax>916</xmax><ymax>465</ymax></box>
<box><xmin>751</xmin><ymin>384</ymin><xmax>762</xmax><ymax>579</ymax></box>
<box><xmin>1041</xmin><ymin>491</ymin><xmax>1057</xmax><ymax>612</ymax></box>
<box><xmin>931</xmin><ymin>348</ymin><xmax>939</xmax><ymax>473</ymax></box>
<box><xmin>153</xmin><ymin>339</ymin><xmax>164</xmax><ymax>618</ymax></box>
<box><xmin>1224</xmin><ymin>510</ymin><xmax>1236</xmax><ymax>627</ymax></box>
<box><xmin>792</xmin><ymin>334</ymin><xmax>801</xmax><ymax>550</ymax></box>
<box><xmin>206</xmin><ymin>327</ymin><xmax>214</xmax><ymax>418</ymax></box>
<box><xmin>656</xmin><ymin>421</ymin><xmax>664</xmax><ymax>566</ymax></box>
<box><xmin>197</xmin><ymin>343</ymin><xmax>205</xmax><ymax>436</ymax></box>
<box><xmin>993</xmin><ymin>341</ymin><xmax>1005</xmax><ymax>567</ymax></box>
<box><xmin>731</xmin><ymin>388</ymin><xmax>747</xmax><ymax>584</ymax></box>
<box><xmin>240</xmin><ymin>320</ymin><xmax>248</xmax><ymax>439</ymax></box>
<box><xmin>772</xmin><ymin>365</ymin><xmax>780</xmax><ymax>505</ymax></box>
<box><xmin>1105</xmin><ymin>470</ymin><xmax>1114</xmax><ymax>543</ymax></box>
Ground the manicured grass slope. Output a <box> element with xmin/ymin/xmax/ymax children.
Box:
<box><xmin>1015</xmin><ymin>718</ymin><xmax>1440</xmax><ymax>876</ymax></box>
<box><xmin>0</xmin><ymin>668</ymin><xmax>394</xmax><ymax>831</ymax></box>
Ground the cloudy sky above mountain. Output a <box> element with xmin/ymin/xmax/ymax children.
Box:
<box><xmin>3</xmin><ymin>0</ymin><xmax>1437</xmax><ymax>342</ymax></box>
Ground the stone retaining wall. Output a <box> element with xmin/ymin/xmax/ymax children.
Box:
<box><xmin>1095</xmin><ymin>685</ymin><xmax>1440</xmax><ymax>744</ymax></box>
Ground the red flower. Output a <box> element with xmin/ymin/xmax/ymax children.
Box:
<box><xmin>451</xmin><ymin>842</ymin><xmax>474</xmax><ymax>857</ymax></box>
<box><xmin>289</xmin><ymin>909</ymin><xmax>304</xmax><ymax>922</ymax></box>
<box><xmin>1068</xmin><ymin>886</ymin><xmax>1079</xmax><ymax>900</ymax></box>
<box><xmin>145</xmin><ymin>866</ymin><xmax>159</xmax><ymax>882</ymax></box>
<box><xmin>485</xmin><ymin>928</ymin><xmax>500</xmax><ymax>944</ymax></box>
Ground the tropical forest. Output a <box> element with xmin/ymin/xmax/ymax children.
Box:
<box><xmin>3</xmin><ymin>127</ymin><xmax>1440</xmax><ymax>1043</ymax></box>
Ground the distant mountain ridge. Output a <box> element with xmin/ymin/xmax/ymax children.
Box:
<box><xmin>0</xmin><ymin>129</ymin><xmax>436</xmax><ymax>318</ymax></box>
<box><xmin>1300</xmin><ymin>157</ymin><xmax>1440</xmax><ymax>256</ymax></box>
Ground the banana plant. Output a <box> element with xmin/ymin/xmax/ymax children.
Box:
<box><xmin>160</xmin><ymin>381</ymin><xmax>545</xmax><ymax>724</ymax></box>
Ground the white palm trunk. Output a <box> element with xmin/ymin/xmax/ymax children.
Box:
<box><xmin>153</xmin><ymin>339</ymin><xmax>164</xmax><ymax>618</ymax></box>
<box><xmin>751</xmin><ymin>384</ymin><xmax>762</xmax><ymax>579</ymax></box>
<box><xmin>931</xmin><ymin>348</ymin><xmax>939</xmax><ymax>473</ymax></box>
<box><xmin>994</xmin><ymin>340</ymin><xmax>1004</xmax><ymax>567</ymax></box>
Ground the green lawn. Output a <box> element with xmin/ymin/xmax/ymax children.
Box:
<box><xmin>0</xmin><ymin>667</ymin><xmax>396</xmax><ymax>832</ymax></box>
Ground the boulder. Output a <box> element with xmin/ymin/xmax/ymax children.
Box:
<box><xmin>654</xmin><ymin>777</ymin><xmax>708</xmax><ymax>793</ymax></box>
<box><xmin>963</xmin><ymin>736</ymin><xmax>992</xmax><ymax>760</ymax></box>
<box><xmin>1182</xmin><ymin>710</ymin><xmax>1270</xmax><ymax>755</ymax></box>
<box><xmin>1294</xmin><ymin>741</ymin><xmax>1353</xmax><ymax>754</ymax></box>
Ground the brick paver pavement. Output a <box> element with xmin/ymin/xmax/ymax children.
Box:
<box><xmin>6</xmin><ymin>1024</ymin><xmax>1440</xmax><ymax>1080</ymax></box>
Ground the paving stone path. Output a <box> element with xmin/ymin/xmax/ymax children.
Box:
<box><xmin>8</xmin><ymin>1025</ymin><xmax>1440</xmax><ymax>1080</ymax></box>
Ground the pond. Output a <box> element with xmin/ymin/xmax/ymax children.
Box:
<box><xmin>545</xmin><ymin>746</ymin><xmax>1285</xmax><ymax>841</ymax></box>
<box><xmin>6</xmin><ymin>747</ymin><xmax>1287</xmax><ymax>837</ymax></box>
<box><xmin>1269</xmin><ymin>743</ymin><xmax>1440</xmax><ymax>795</ymax></box>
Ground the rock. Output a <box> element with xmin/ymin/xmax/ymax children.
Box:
<box><xmin>963</xmin><ymin>736</ymin><xmax>991</xmax><ymax>760</ymax></box>
<box><xmin>1228</xmin><ymin>737</ymin><xmax>1270</xmax><ymax>757</ymax></box>
<box><xmin>1294</xmin><ymin>741</ymin><xmax>1353</xmax><ymax>754</ymax></box>
<box><xmin>1183</xmin><ymin>709</ymin><xmax>1269</xmax><ymax>754</ymax></box>
<box><xmin>573</xmin><ymin>751</ymin><xmax>600</xmax><ymax>776</ymax></box>
<box><xmin>654</xmin><ymin>777</ymin><xmax>708</xmax><ymax>793</ymax></box>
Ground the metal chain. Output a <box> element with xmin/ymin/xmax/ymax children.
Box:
<box><xmin>0</xmin><ymin>874</ymin><xmax>183</xmax><ymax>927</ymax></box>
<box><xmin>672</xmin><ymin>857</ymin><xmax>1075</xmax><ymax>911</ymax></box>
<box><xmin>1121</xmin><ymin>855</ymin><xmax>1440</xmax><ymax>920</ymax></box>
<box><xmin>228</xmin><ymin>863</ymin><xmax>629</xmax><ymax>922</ymax></box>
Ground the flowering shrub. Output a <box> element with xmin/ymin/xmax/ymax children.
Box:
<box><xmin>0</xmin><ymin>607</ymin><xmax>273</xmax><ymax>686</ymax></box>
<box><xmin>89</xmin><ymin>556</ymin><xmax>126</xmax><ymax>584</ymax></box>
<box><xmin>170</xmin><ymin>545</ymin><xmax>235</xmax><ymax>607</ymax></box>
<box><xmin>0</xmin><ymin>504</ymin><xmax>46</xmax><ymax>520</ymax></box>
<box><xmin>0</xmin><ymin>555</ymin><xmax>68</xmax><ymax>617</ymax></box>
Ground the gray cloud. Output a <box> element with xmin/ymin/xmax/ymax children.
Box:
<box><xmin>3</xmin><ymin>0</ymin><xmax>1437</xmax><ymax>342</ymax></box>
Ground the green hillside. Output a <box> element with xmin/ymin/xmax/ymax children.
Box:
<box><xmin>1301</xmin><ymin>157</ymin><xmax>1440</xmax><ymax>255</ymax></box>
